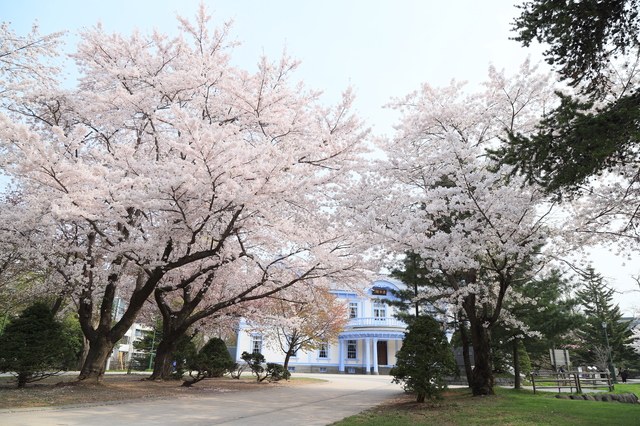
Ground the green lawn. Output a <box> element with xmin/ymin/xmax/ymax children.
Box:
<box><xmin>332</xmin><ymin>386</ymin><xmax>640</xmax><ymax>426</ymax></box>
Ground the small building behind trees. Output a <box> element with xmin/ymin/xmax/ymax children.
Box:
<box><xmin>236</xmin><ymin>279</ymin><xmax>413</xmax><ymax>375</ymax></box>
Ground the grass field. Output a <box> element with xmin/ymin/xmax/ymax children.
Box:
<box><xmin>332</xmin><ymin>385</ymin><xmax>640</xmax><ymax>426</ymax></box>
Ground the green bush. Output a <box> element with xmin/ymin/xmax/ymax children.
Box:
<box><xmin>182</xmin><ymin>337</ymin><xmax>236</xmax><ymax>386</ymax></box>
<box><xmin>198</xmin><ymin>337</ymin><xmax>236</xmax><ymax>378</ymax></box>
<box><xmin>238</xmin><ymin>351</ymin><xmax>290</xmax><ymax>382</ymax></box>
<box><xmin>171</xmin><ymin>333</ymin><xmax>198</xmax><ymax>380</ymax></box>
<box><xmin>241</xmin><ymin>351</ymin><xmax>267</xmax><ymax>381</ymax></box>
<box><xmin>0</xmin><ymin>302</ymin><xmax>80</xmax><ymax>387</ymax></box>
<box><xmin>266</xmin><ymin>362</ymin><xmax>291</xmax><ymax>382</ymax></box>
<box><xmin>391</xmin><ymin>315</ymin><xmax>458</xmax><ymax>402</ymax></box>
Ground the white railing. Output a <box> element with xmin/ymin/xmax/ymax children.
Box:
<box><xmin>347</xmin><ymin>317</ymin><xmax>407</xmax><ymax>328</ymax></box>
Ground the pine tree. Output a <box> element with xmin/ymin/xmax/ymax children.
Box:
<box><xmin>574</xmin><ymin>268</ymin><xmax>635</xmax><ymax>368</ymax></box>
<box><xmin>391</xmin><ymin>315</ymin><xmax>458</xmax><ymax>402</ymax></box>
<box><xmin>0</xmin><ymin>302</ymin><xmax>79</xmax><ymax>387</ymax></box>
<box><xmin>389</xmin><ymin>251</ymin><xmax>443</xmax><ymax>320</ymax></box>
<box><xmin>391</xmin><ymin>252</ymin><xmax>475</xmax><ymax>386</ymax></box>
<box><xmin>492</xmin><ymin>269</ymin><xmax>583</xmax><ymax>386</ymax></box>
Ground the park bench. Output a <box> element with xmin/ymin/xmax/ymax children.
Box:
<box><xmin>530</xmin><ymin>370</ymin><xmax>614</xmax><ymax>394</ymax></box>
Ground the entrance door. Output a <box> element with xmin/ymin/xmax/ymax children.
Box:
<box><xmin>377</xmin><ymin>341</ymin><xmax>388</xmax><ymax>366</ymax></box>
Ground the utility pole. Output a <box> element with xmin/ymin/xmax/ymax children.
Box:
<box><xmin>148</xmin><ymin>326</ymin><xmax>157</xmax><ymax>370</ymax></box>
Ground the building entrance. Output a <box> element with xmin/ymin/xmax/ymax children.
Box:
<box><xmin>377</xmin><ymin>340</ymin><xmax>388</xmax><ymax>365</ymax></box>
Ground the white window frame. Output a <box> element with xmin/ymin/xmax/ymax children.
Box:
<box><xmin>349</xmin><ymin>301</ymin><xmax>358</xmax><ymax>319</ymax></box>
<box><xmin>318</xmin><ymin>342</ymin><xmax>329</xmax><ymax>359</ymax></box>
<box><xmin>251</xmin><ymin>334</ymin><xmax>263</xmax><ymax>354</ymax></box>
<box><xmin>347</xmin><ymin>340</ymin><xmax>357</xmax><ymax>359</ymax></box>
<box><xmin>373</xmin><ymin>302</ymin><xmax>386</xmax><ymax>319</ymax></box>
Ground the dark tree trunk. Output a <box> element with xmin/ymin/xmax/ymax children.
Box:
<box><xmin>513</xmin><ymin>340</ymin><xmax>521</xmax><ymax>389</ymax></box>
<box><xmin>283</xmin><ymin>351</ymin><xmax>293</xmax><ymax>372</ymax></box>
<box><xmin>148</xmin><ymin>287</ymin><xmax>196</xmax><ymax>380</ymax></box>
<box><xmin>77</xmin><ymin>270</ymin><xmax>163</xmax><ymax>383</ymax></box>
<box><xmin>459</xmin><ymin>319</ymin><xmax>473</xmax><ymax>388</ymax></box>
<box><xmin>17</xmin><ymin>372</ymin><xmax>28</xmax><ymax>388</ymax></box>
<box><xmin>149</xmin><ymin>337</ymin><xmax>178</xmax><ymax>380</ymax></box>
<box><xmin>468</xmin><ymin>318</ymin><xmax>495</xmax><ymax>396</ymax></box>
<box><xmin>77</xmin><ymin>335</ymin><xmax>90</xmax><ymax>371</ymax></box>
<box><xmin>76</xmin><ymin>334</ymin><xmax>113</xmax><ymax>383</ymax></box>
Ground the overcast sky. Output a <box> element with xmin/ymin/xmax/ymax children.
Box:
<box><xmin>2</xmin><ymin>0</ymin><xmax>639</xmax><ymax>315</ymax></box>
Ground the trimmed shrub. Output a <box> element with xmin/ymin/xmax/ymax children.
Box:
<box><xmin>265</xmin><ymin>362</ymin><xmax>291</xmax><ymax>382</ymax></box>
<box><xmin>391</xmin><ymin>315</ymin><xmax>458</xmax><ymax>402</ymax></box>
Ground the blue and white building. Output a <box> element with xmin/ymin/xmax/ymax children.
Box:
<box><xmin>236</xmin><ymin>278</ymin><xmax>409</xmax><ymax>375</ymax></box>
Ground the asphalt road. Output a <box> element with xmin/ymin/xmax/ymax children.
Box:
<box><xmin>0</xmin><ymin>373</ymin><xmax>404</xmax><ymax>426</ymax></box>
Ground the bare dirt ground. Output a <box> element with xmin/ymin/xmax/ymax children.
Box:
<box><xmin>0</xmin><ymin>373</ymin><xmax>321</xmax><ymax>410</ymax></box>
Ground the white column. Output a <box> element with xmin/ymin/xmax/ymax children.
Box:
<box><xmin>364</xmin><ymin>337</ymin><xmax>371</xmax><ymax>375</ymax></box>
<box><xmin>394</xmin><ymin>339</ymin><xmax>400</xmax><ymax>365</ymax></box>
<box><xmin>235</xmin><ymin>329</ymin><xmax>243</xmax><ymax>362</ymax></box>
<box><xmin>339</xmin><ymin>339</ymin><xmax>345</xmax><ymax>373</ymax></box>
<box><xmin>373</xmin><ymin>338</ymin><xmax>379</xmax><ymax>375</ymax></box>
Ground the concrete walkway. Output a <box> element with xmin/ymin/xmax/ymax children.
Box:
<box><xmin>0</xmin><ymin>373</ymin><xmax>404</xmax><ymax>426</ymax></box>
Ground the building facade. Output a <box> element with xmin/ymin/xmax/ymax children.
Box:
<box><xmin>236</xmin><ymin>279</ymin><xmax>408</xmax><ymax>375</ymax></box>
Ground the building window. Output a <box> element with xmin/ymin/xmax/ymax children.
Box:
<box><xmin>251</xmin><ymin>335</ymin><xmax>263</xmax><ymax>354</ymax></box>
<box><xmin>288</xmin><ymin>366</ymin><xmax>296</xmax><ymax>372</ymax></box>
<box><xmin>374</xmin><ymin>302</ymin><xmax>386</xmax><ymax>319</ymax></box>
<box><xmin>347</xmin><ymin>367</ymin><xmax>356</xmax><ymax>374</ymax></box>
<box><xmin>349</xmin><ymin>302</ymin><xmax>358</xmax><ymax>319</ymax></box>
<box><xmin>372</xmin><ymin>288</ymin><xmax>387</xmax><ymax>296</ymax></box>
<box><xmin>319</xmin><ymin>367</ymin><xmax>327</xmax><ymax>373</ymax></box>
<box><xmin>318</xmin><ymin>342</ymin><xmax>328</xmax><ymax>358</ymax></box>
<box><xmin>347</xmin><ymin>340</ymin><xmax>357</xmax><ymax>359</ymax></box>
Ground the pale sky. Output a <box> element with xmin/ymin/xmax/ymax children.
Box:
<box><xmin>2</xmin><ymin>0</ymin><xmax>639</xmax><ymax>315</ymax></box>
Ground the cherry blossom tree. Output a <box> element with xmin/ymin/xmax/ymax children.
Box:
<box><xmin>149</xmin><ymin>255</ymin><xmax>354</xmax><ymax>380</ymax></box>
<box><xmin>249</xmin><ymin>283</ymin><xmax>349</xmax><ymax>371</ymax></box>
<box><xmin>0</xmin><ymin>20</ymin><xmax>65</xmax><ymax>102</ymax></box>
<box><xmin>0</xmin><ymin>6</ymin><xmax>368</xmax><ymax>383</ymax></box>
<box><xmin>349</xmin><ymin>62</ymin><xmax>557</xmax><ymax>396</ymax></box>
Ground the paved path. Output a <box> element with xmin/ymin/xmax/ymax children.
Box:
<box><xmin>0</xmin><ymin>374</ymin><xmax>404</xmax><ymax>426</ymax></box>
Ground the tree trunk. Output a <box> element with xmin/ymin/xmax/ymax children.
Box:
<box><xmin>513</xmin><ymin>340</ymin><xmax>521</xmax><ymax>389</ymax></box>
<box><xmin>149</xmin><ymin>338</ymin><xmax>176</xmax><ymax>380</ymax></box>
<box><xmin>77</xmin><ymin>334</ymin><xmax>113</xmax><ymax>383</ymax></box>
<box><xmin>283</xmin><ymin>349</ymin><xmax>294</xmax><ymax>371</ymax></box>
<box><xmin>77</xmin><ymin>335</ymin><xmax>90</xmax><ymax>371</ymax></box>
<box><xmin>17</xmin><ymin>372</ymin><xmax>28</xmax><ymax>388</ymax></box>
<box><xmin>468</xmin><ymin>319</ymin><xmax>495</xmax><ymax>396</ymax></box>
<box><xmin>76</xmin><ymin>270</ymin><xmax>163</xmax><ymax>383</ymax></box>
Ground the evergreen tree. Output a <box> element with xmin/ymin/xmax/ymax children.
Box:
<box><xmin>513</xmin><ymin>0</ymin><xmax>639</xmax><ymax>94</ymax></box>
<box><xmin>390</xmin><ymin>251</ymin><xmax>474</xmax><ymax>387</ymax></box>
<box><xmin>491</xmin><ymin>269</ymin><xmax>583</xmax><ymax>388</ymax></box>
<box><xmin>0</xmin><ymin>302</ymin><xmax>80</xmax><ymax>387</ymax></box>
<box><xmin>182</xmin><ymin>337</ymin><xmax>236</xmax><ymax>386</ymax></box>
<box><xmin>391</xmin><ymin>315</ymin><xmax>458</xmax><ymax>402</ymax></box>
<box><xmin>169</xmin><ymin>333</ymin><xmax>198</xmax><ymax>380</ymax></box>
<box><xmin>574</xmin><ymin>268</ymin><xmax>635</xmax><ymax>368</ymax></box>
<box><xmin>196</xmin><ymin>337</ymin><xmax>236</xmax><ymax>378</ymax></box>
<box><xmin>493</xmin><ymin>1</ymin><xmax>640</xmax><ymax>195</ymax></box>
<box><xmin>389</xmin><ymin>251</ymin><xmax>436</xmax><ymax>320</ymax></box>
<box><xmin>133</xmin><ymin>320</ymin><xmax>162</xmax><ymax>370</ymax></box>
